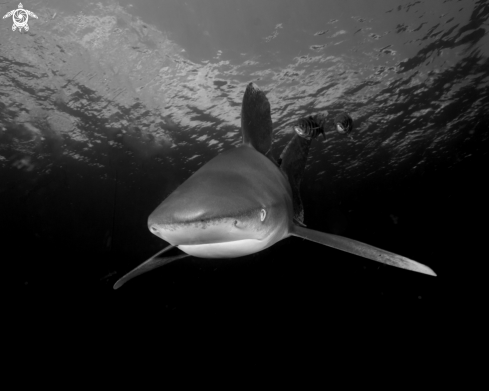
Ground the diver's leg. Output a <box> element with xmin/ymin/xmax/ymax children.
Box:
<box><xmin>279</xmin><ymin>114</ymin><xmax>327</xmax><ymax>225</ymax></box>
<box><xmin>280</xmin><ymin>134</ymin><xmax>309</xmax><ymax>225</ymax></box>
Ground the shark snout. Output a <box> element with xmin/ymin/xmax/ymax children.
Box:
<box><xmin>148</xmin><ymin>222</ymin><xmax>163</xmax><ymax>238</ymax></box>
<box><xmin>148</xmin><ymin>220</ymin><xmax>186</xmax><ymax>246</ymax></box>
<box><xmin>147</xmin><ymin>213</ymin><xmax>177</xmax><ymax>243</ymax></box>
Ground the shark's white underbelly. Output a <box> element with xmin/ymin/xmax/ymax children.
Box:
<box><xmin>178</xmin><ymin>237</ymin><xmax>277</xmax><ymax>258</ymax></box>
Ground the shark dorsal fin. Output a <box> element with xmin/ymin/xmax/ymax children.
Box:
<box><xmin>241</xmin><ymin>83</ymin><xmax>273</xmax><ymax>155</ymax></box>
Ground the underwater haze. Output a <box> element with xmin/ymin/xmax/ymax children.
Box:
<box><xmin>1</xmin><ymin>0</ymin><xmax>488</xmax><ymax>326</ymax></box>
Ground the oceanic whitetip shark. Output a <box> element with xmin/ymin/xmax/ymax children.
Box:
<box><xmin>113</xmin><ymin>83</ymin><xmax>435</xmax><ymax>289</ymax></box>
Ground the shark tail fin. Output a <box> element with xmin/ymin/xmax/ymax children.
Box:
<box><xmin>290</xmin><ymin>225</ymin><xmax>436</xmax><ymax>276</ymax></box>
<box><xmin>113</xmin><ymin>245</ymin><xmax>190</xmax><ymax>289</ymax></box>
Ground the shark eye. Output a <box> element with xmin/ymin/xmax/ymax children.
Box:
<box><xmin>260</xmin><ymin>209</ymin><xmax>266</xmax><ymax>222</ymax></box>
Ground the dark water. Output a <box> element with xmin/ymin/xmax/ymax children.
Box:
<box><xmin>1</xmin><ymin>0</ymin><xmax>488</xmax><ymax>333</ymax></box>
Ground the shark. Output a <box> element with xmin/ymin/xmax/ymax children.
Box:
<box><xmin>113</xmin><ymin>83</ymin><xmax>435</xmax><ymax>289</ymax></box>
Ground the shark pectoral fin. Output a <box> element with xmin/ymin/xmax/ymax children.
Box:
<box><xmin>113</xmin><ymin>245</ymin><xmax>190</xmax><ymax>289</ymax></box>
<box><xmin>290</xmin><ymin>225</ymin><xmax>436</xmax><ymax>277</ymax></box>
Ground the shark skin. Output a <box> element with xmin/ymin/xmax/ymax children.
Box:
<box><xmin>113</xmin><ymin>83</ymin><xmax>435</xmax><ymax>289</ymax></box>
<box><xmin>148</xmin><ymin>144</ymin><xmax>292</xmax><ymax>258</ymax></box>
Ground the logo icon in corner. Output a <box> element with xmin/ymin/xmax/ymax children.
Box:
<box><xmin>3</xmin><ymin>3</ymin><xmax>38</xmax><ymax>32</ymax></box>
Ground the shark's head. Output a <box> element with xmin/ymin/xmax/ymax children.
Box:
<box><xmin>148</xmin><ymin>145</ymin><xmax>293</xmax><ymax>258</ymax></box>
